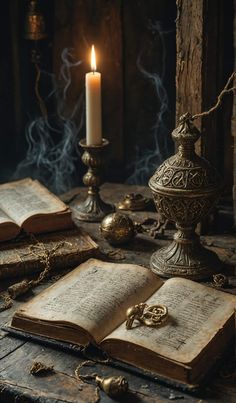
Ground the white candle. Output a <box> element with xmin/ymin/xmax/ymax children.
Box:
<box><xmin>86</xmin><ymin>45</ymin><xmax>102</xmax><ymax>145</ymax></box>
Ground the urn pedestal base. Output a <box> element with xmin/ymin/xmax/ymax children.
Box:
<box><xmin>150</xmin><ymin>228</ymin><xmax>221</xmax><ymax>280</ymax></box>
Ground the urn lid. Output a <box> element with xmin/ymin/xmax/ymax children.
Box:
<box><xmin>171</xmin><ymin>112</ymin><xmax>200</xmax><ymax>144</ymax></box>
<box><xmin>149</xmin><ymin>113</ymin><xmax>222</xmax><ymax>194</ymax></box>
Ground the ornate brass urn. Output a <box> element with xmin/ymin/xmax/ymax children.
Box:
<box><xmin>149</xmin><ymin>113</ymin><xmax>222</xmax><ymax>280</ymax></box>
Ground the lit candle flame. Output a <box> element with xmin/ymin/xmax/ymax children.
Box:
<box><xmin>91</xmin><ymin>45</ymin><xmax>96</xmax><ymax>72</ymax></box>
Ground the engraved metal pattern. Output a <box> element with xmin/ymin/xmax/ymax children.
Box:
<box><xmin>149</xmin><ymin>113</ymin><xmax>222</xmax><ymax>280</ymax></box>
<box><xmin>152</xmin><ymin>194</ymin><xmax>216</xmax><ymax>225</ymax></box>
<box><xmin>100</xmin><ymin>212</ymin><xmax>135</xmax><ymax>245</ymax></box>
<box><xmin>151</xmin><ymin>155</ymin><xmax>220</xmax><ymax>191</ymax></box>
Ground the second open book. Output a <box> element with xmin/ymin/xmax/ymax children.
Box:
<box><xmin>0</xmin><ymin>178</ymin><xmax>73</xmax><ymax>241</ymax></box>
<box><xmin>11</xmin><ymin>259</ymin><xmax>236</xmax><ymax>388</ymax></box>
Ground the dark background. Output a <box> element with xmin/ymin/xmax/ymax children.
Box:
<box><xmin>0</xmin><ymin>0</ymin><xmax>234</xmax><ymax>203</ymax></box>
<box><xmin>0</xmin><ymin>0</ymin><xmax>176</xmax><ymax>194</ymax></box>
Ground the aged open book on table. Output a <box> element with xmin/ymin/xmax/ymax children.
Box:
<box><xmin>0</xmin><ymin>178</ymin><xmax>73</xmax><ymax>241</ymax></box>
<box><xmin>10</xmin><ymin>259</ymin><xmax>236</xmax><ymax>388</ymax></box>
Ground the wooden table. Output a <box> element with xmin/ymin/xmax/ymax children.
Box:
<box><xmin>0</xmin><ymin>184</ymin><xmax>236</xmax><ymax>403</ymax></box>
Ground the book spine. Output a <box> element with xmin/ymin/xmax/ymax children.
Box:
<box><xmin>0</xmin><ymin>248</ymin><xmax>100</xmax><ymax>280</ymax></box>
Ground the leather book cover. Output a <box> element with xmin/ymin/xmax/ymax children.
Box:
<box><xmin>0</xmin><ymin>228</ymin><xmax>99</xmax><ymax>280</ymax></box>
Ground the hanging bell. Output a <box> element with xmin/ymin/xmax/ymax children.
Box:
<box><xmin>24</xmin><ymin>0</ymin><xmax>47</xmax><ymax>41</ymax></box>
<box><xmin>95</xmin><ymin>375</ymin><xmax>129</xmax><ymax>398</ymax></box>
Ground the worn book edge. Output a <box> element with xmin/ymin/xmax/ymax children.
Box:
<box><xmin>3</xmin><ymin>324</ymin><xmax>234</xmax><ymax>393</ymax></box>
<box><xmin>0</xmin><ymin>178</ymin><xmax>73</xmax><ymax>240</ymax></box>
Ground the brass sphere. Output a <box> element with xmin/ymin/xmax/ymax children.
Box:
<box><xmin>100</xmin><ymin>212</ymin><xmax>136</xmax><ymax>245</ymax></box>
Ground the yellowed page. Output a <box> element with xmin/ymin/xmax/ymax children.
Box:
<box><xmin>0</xmin><ymin>178</ymin><xmax>68</xmax><ymax>226</ymax></box>
<box><xmin>104</xmin><ymin>277</ymin><xmax>236</xmax><ymax>364</ymax></box>
<box><xmin>14</xmin><ymin>259</ymin><xmax>162</xmax><ymax>343</ymax></box>
<box><xmin>0</xmin><ymin>207</ymin><xmax>16</xmax><ymax>225</ymax></box>
<box><xmin>0</xmin><ymin>207</ymin><xmax>20</xmax><ymax>240</ymax></box>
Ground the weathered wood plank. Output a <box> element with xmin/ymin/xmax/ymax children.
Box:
<box><xmin>176</xmin><ymin>0</ymin><xmax>234</xmax><ymax>174</ymax></box>
<box><xmin>176</xmin><ymin>0</ymin><xmax>204</xmax><ymax>154</ymax></box>
<box><xmin>0</xmin><ymin>340</ymin><xmax>201</xmax><ymax>403</ymax></box>
<box><xmin>0</xmin><ymin>335</ymin><xmax>25</xmax><ymax>360</ymax></box>
<box><xmin>0</xmin><ymin>333</ymin><xmax>234</xmax><ymax>403</ymax></box>
<box><xmin>0</xmin><ymin>342</ymin><xmax>97</xmax><ymax>403</ymax></box>
<box><xmin>176</xmin><ymin>0</ymin><xmax>234</xmax><ymax>234</ymax></box>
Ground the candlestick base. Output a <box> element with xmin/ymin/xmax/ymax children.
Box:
<box><xmin>76</xmin><ymin>190</ymin><xmax>114</xmax><ymax>222</ymax></box>
<box><xmin>74</xmin><ymin>138</ymin><xmax>115</xmax><ymax>222</ymax></box>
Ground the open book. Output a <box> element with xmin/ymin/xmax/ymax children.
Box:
<box><xmin>11</xmin><ymin>259</ymin><xmax>236</xmax><ymax>388</ymax></box>
<box><xmin>0</xmin><ymin>178</ymin><xmax>73</xmax><ymax>241</ymax></box>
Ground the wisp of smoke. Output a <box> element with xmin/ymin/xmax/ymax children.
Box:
<box><xmin>126</xmin><ymin>21</ymin><xmax>173</xmax><ymax>185</ymax></box>
<box><xmin>14</xmin><ymin>48</ymin><xmax>84</xmax><ymax>194</ymax></box>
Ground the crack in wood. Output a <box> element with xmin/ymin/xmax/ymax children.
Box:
<box><xmin>0</xmin><ymin>379</ymin><xmax>93</xmax><ymax>403</ymax></box>
<box><xmin>0</xmin><ymin>340</ymin><xmax>27</xmax><ymax>363</ymax></box>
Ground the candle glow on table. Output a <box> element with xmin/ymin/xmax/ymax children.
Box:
<box><xmin>86</xmin><ymin>45</ymin><xmax>102</xmax><ymax>145</ymax></box>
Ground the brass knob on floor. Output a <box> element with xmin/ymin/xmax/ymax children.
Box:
<box><xmin>95</xmin><ymin>375</ymin><xmax>129</xmax><ymax>397</ymax></box>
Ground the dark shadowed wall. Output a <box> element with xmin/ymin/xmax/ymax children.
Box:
<box><xmin>0</xmin><ymin>0</ymin><xmax>176</xmax><ymax>193</ymax></box>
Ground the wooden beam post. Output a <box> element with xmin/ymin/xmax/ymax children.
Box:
<box><xmin>176</xmin><ymin>0</ymin><xmax>234</xmax><ymax>229</ymax></box>
<box><xmin>176</xmin><ymin>0</ymin><xmax>233</xmax><ymax>167</ymax></box>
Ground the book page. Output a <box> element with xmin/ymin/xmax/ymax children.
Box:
<box><xmin>0</xmin><ymin>178</ymin><xmax>68</xmax><ymax>226</ymax></box>
<box><xmin>104</xmin><ymin>277</ymin><xmax>236</xmax><ymax>364</ymax></box>
<box><xmin>15</xmin><ymin>259</ymin><xmax>162</xmax><ymax>343</ymax></box>
<box><xmin>0</xmin><ymin>207</ymin><xmax>20</xmax><ymax>241</ymax></box>
<box><xmin>0</xmin><ymin>207</ymin><xmax>16</xmax><ymax>225</ymax></box>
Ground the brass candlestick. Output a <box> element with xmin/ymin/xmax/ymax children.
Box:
<box><xmin>75</xmin><ymin>138</ymin><xmax>114</xmax><ymax>222</ymax></box>
<box><xmin>149</xmin><ymin>113</ymin><xmax>222</xmax><ymax>280</ymax></box>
